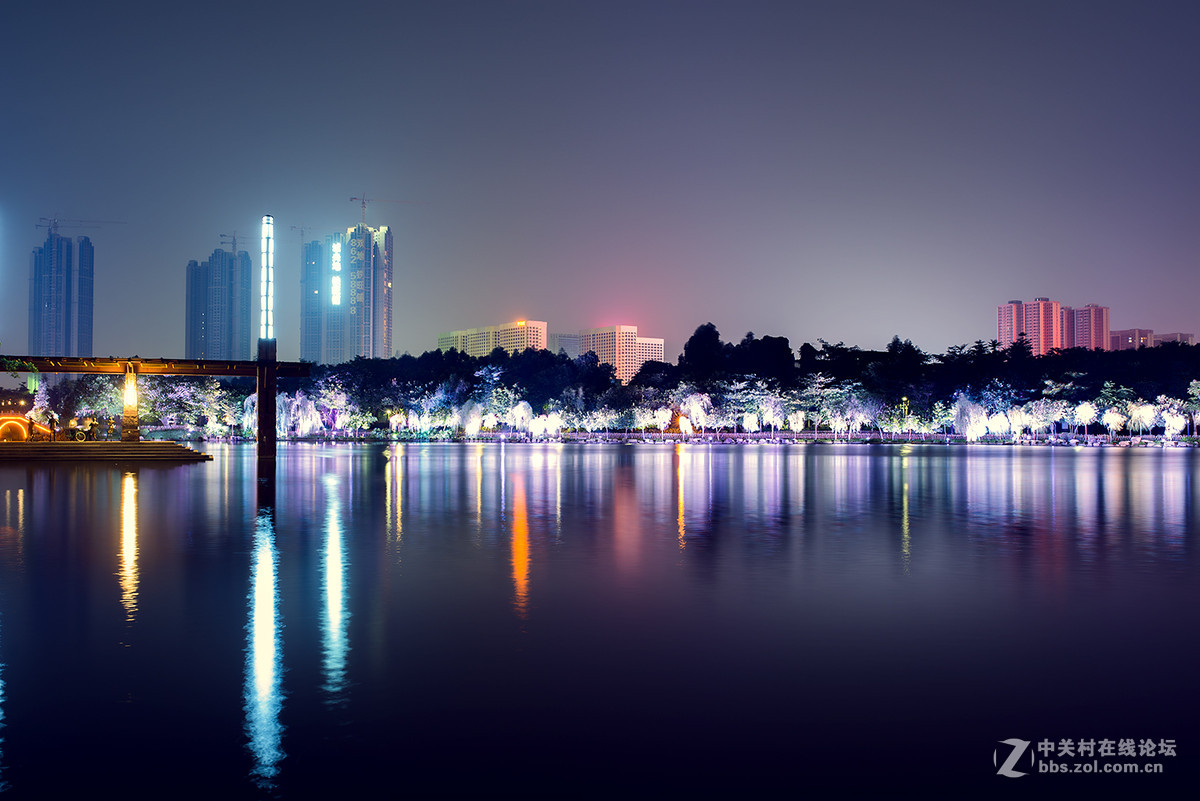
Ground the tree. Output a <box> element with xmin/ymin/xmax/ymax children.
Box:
<box><xmin>1157</xmin><ymin>395</ymin><xmax>1186</xmax><ymax>440</ymax></box>
<box><xmin>678</xmin><ymin>323</ymin><xmax>725</xmax><ymax>383</ymax></box>
<box><xmin>1186</xmin><ymin>380</ymin><xmax>1200</xmax><ymax>437</ymax></box>
<box><xmin>953</xmin><ymin>395</ymin><xmax>988</xmax><ymax>442</ymax></box>
<box><xmin>1126</xmin><ymin>401</ymin><xmax>1157</xmax><ymax>437</ymax></box>
<box><xmin>1101</xmin><ymin>408</ymin><xmax>1127</xmax><ymax>438</ymax></box>
<box><xmin>1073</xmin><ymin>401</ymin><xmax>1098</xmax><ymax>437</ymax></box>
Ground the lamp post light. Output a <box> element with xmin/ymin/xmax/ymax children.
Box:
<box><xmin>257</xmin><ymin>215</ymin><xmax>278</xmax><ymax>471</ymax></box>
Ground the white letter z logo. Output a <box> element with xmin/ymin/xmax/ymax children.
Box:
<box><xmin>995</xmin><ymin>738</ymin><xmax>1031</xmax><ymax>778</ymax></box>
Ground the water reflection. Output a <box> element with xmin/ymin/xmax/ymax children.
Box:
<box><xmin>0</xmin><ymin>614</ymin><xmax>7</xmax><ymax>792</ymax></box>
<box><xmin>900</xmin><ymin>450</ymin><xmax>912</xmax><ymax>574</ymax></box>
<box><xmin>385</xmin><ymin>444</ymin><xmax>404</xmax><ymax>542</ymax></box>
<box><xmin>321</xmin><ymin>474</ymin><xmax>350</xmax><ymax>700</ymax></box>
<box><xmin>244</xmin><ymin>508</ymin><xmax>284</xmax><ymax>786</ymax></box>
<box><xmin>675</xmin><ymin>444</ymin><xmax>686</xmax><ymax>549</ymax></box>
<box><xmin>118</xmin><ymin>472</ymin><xmax>139</xmax><ymax>624</ymax></box>
<box><xmin>511</xmin><ymin>475</ymin><xmax>530</xmax><ymax>620</ymax></box>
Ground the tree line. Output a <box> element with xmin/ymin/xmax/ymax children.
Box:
<box><xmin>12</xmin><ymin>323</ymin><xmax>1200</xmax><ymax>440</ymax></box>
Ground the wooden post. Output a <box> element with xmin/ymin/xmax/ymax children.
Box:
<box><xmin>256</xmin><ymin>339</ymin><xmax>277</xmax><ymax>463</ymax></box>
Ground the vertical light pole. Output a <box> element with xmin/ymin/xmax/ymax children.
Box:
<box><xmin>257</xmin><ymin>215</ymin><xmax>277</xmax><ymax>472</ymax></box>
<box><xmin>121</xmin><ymin>362</ymin><xmax>139</xmax><ymax>442</ymax></box>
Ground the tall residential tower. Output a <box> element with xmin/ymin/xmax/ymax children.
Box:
<box><xmin>184</xmin><ymin>245</ymin><xmax>253</xmax><ymax>360</ymax></box>
<box><xmin>28</xmin><ymin>229</ymin><xmax>93</xmax><ymax>357</ymax></box>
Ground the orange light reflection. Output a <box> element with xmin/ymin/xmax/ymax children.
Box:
<box><xmin>511</xmin><ymin>475</ymin><xmax>529</xmax><ymax>619</ymax></box>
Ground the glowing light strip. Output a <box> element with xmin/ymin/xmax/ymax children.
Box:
<box><xmin>331</xmin><ymin>241</ymin><xmax>342</xmax><ymax>306</ymax></box>
<box><xmin>260</xmin><ymin>215</ymin><xmax>275</xmax><ymax>339</ymax></box>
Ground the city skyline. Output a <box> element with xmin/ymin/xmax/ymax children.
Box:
<box><xmin>2</xmin><ymin>1</ymin><xmax>1198</xmax><ymax>364</ymax></box>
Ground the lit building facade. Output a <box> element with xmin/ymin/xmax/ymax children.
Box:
<box><xmin>579</xmin><ymin>325</ymin><xmax>665</xmax><ymax>384</ymax></box>
<box><xmin>184</xmin><ymin>247</ymin><xmax>253</xmax><ymax>360</ymax></box>
<box><xmin>996</xmin><ymin>297</ymin><xmax>1063</xmax><ymax>356</ymax></box>
<box><xmin>344</xmin><ymin>224</ymin><xmax>393</xmax><ymax>360</ymax></box>
<box><xmin>438</xmin><ymin>320</ymin><xmax>548</xmax><ymax>357</ymax></box>
<box><xmin>1061</xmin><ymin>303</ymin><xmax>1110</xmax><ymax>351</ymax></box>
<box><xmin>298</xmin><ymin>223</ymin><xmax>393</xmax><ymax>364</ymax></box>
<box><xmin>28</xmin><ymin>231</ymin><xmax>93</xmax><ymax>357</ymax></box>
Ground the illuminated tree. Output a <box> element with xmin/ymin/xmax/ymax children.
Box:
<box><xmin>1126</xmin><ymin>401</ymin><xmax>1157</xmax><ymax>437</ymax></box>
<box><xmin>986</xmin><ymin>411</ymin><xmax>1010</xmax><ymax>440</ymax></box>
<box><xmin>1101</xmin><ymin>408</ymin><xmax>1126</xmax><ymax>438</ymax></box>
<box><xmin>676</xmin><ymin>391</ymin><xmax>713</xmax><ymax>434</ymax></box>
<box><xmin>1073</xmin><ymin>401</ymin><xmax>1097</xmax><ymax>437</ymax></box>
<box><xmin>953</xmin><ymin>395</ymin><xmax>988</xmax><ymax>442</ymax></box>
<box><xmin>1006</xmin><ymin>407</ymin><xmax>1027</xmax><ymax>440</ymax></box>
<box><xmin>1187</xmin><ymin>380</ymin><xmax>1200</xmax><ymax>437</ymax></box>
<box><xmin>1157</xmin><ymin>396</ymin><xmax>1186</xmax><ymax>440</ymax></box>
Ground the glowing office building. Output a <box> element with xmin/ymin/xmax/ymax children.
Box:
<box><xmin>298</xmin><ymin>223</ymin><xmax>393</xmax><ymax>364</ymax></box>
<box><xmin>438</xmin><ymin>320</ymin><xmax>548</xmax><ymax>357</ymax></box>
<box><xmin>579</xmin><ymin>325</ymin><xmax>665</xmax><ymax>384</ymax></box>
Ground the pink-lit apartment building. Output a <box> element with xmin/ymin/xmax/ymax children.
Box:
<box><xmin>998</xmin><ymin>298</ymin><xmax>1110</xmax><ymax>355</ymax></box>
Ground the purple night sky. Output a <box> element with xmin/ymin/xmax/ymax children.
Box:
<box><xmin>2</xmin><ymin>0</ymin><xmax>1197</xmax><ymax>363</ymax></box>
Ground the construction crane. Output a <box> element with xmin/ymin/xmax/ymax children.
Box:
<box><xmin>349</xmin><ymin>195</ymin><xmax>419</xmax><ymax>227</ymax></box>
<box><xmin>220</xmin><ymin>232</ymin><xmax>245</xmax><ymax>253</ymax></box>
<box><xmin>36</xmin><ymin>216</ymin><xmax>126</xmax><ymax>236</ymax></box>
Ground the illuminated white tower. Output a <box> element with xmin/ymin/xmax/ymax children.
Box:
<box><xmin>257</xmin><ymin>214</ymin><xmax>277</xmax><ymax>464</ymax></box>
<box><xmin>260</xmin><ymin>215</ymin><xmax>275</xmax><ymax>340</ymax></box>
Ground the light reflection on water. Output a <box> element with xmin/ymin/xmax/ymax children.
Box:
<box><xmin>117</xmin><ymin>472</ymin><xmax>138</xmax><ymax>625</ymax></box>
<box><xmin>0</xmin><ymin>442</ymin><xmax>1194</xmax><ymax>795</ymax></box>
<box><xmin>321</xmin><ymin>474</ymin><xmax>349</xmax><ymax>700</ymax></box>
<box><xmin>244</xmin><ymin>507</ymin><xmax>283</xmax><ymax>786</ymax></box>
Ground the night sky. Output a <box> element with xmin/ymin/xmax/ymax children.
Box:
<box><xmin>2</xmin><ymin>0</ymin><xmax>1198</xmax><ymax>363</ymax></box>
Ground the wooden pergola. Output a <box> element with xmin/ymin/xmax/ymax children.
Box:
<box><xmin>2</xmin><ymin>347</ymin><xmax>308</xmax><ymax>462</ymax></box>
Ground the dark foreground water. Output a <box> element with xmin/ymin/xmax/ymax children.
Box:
<box><xmin>0</xmin><ymin>442</ymin><xmax>1196</xmax><ymax>798</ymax></box>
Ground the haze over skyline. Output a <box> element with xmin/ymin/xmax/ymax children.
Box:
<box><xmin>3</xmin><ymin>0</ymin><xmax>1197</xmax><ymax>363</ymax></box>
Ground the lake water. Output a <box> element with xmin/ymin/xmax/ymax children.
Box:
<box><xmin>0</xmin><ymin>442</ymin><xmax>1196</xmax><ymax>797</ymax></box>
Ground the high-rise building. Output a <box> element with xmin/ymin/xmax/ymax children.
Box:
<box><xmin>299</xmin><ymin>223</ymin><xmax>393</xmax><ymax>364</ymax></box>
<box><xmin>28</xmin><ymin>230</ymin><xmax>93</xmax><ymax>357</ymax></box>
<box><xmin>343</xmin><ymin>223</ymin><xmax>393</xmax><ymax>360</ymax></box>
<box><xmin>579</xmin><ymin>324</ymin><xmax>665</xmax><ymax>384</ymax></box>
<box><xmin>184</xmin><ymin>246</ymin><xmax>253</xmax><ymax>360</ymax></box>
<box><xmin>1061</xmin><ymin>303</ymin><xmax>1110</xmax><ymax>351</ymax></box>
<box><xmin>996</xmin><ymin>297</ymin><xmax>1063</xmax><ymax>356</ymax></box>
<box><xmin>299</xmin><ymin>240</ymin><xmax>322</xmax><ymax>362</ymax></box>
<box><xmin>438</xmin><ymin>320</ymin><xmax>548</xmax><ymax>357</ymax></box>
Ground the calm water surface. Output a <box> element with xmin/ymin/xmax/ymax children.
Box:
<box><xmin>0</xmin><ymin>442</ymin><xmax>1196</xmax><ymax>797</ymax></box>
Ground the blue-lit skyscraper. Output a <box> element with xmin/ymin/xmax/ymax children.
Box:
<box><xmin>299</xmin><ymin>240</ymin><xmax>322</xmax><ymax>363</ymax></box>
<box><xmin>28</xmin><ymin>229</ymin><xmax>92</xmax><ymax>357</ymax></box>
<box><xmin>299</xmin><ymin>224</ymin><xmax>392</xmax><ymax>364</ymax></box>
<box><xmin>185</xmin><ymin>246</ymin><xmax>253</xmax><ymax>360</ymax></box>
